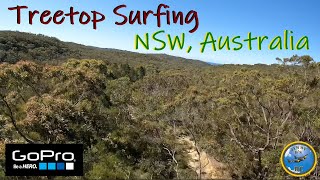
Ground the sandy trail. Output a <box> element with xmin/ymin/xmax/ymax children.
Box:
<box><xmin>179</xmin><ymin>137</ymin><xmax>231</xmax><ymax>179</ymax></box>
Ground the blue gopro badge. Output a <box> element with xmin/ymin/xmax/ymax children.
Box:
<box><xmin>5</xmin><ymin>144</ymin><xmax>83</xmax><ymax>176</ymax></box>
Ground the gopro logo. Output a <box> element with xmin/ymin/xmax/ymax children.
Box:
<box><xmin>12</xmin><ymin>150</ymin><xmax>74</xmax><ymax>161</ymax></box>
<box><xmin>6</xmin><ymin>144</ymin><xmax>83</xmax><ymax>176</ymax></box>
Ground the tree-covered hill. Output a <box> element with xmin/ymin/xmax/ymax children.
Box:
<box><xmin>0</xmin><ymin>31</ymin><xmax>210</xmax><ymax>69</ymax></box>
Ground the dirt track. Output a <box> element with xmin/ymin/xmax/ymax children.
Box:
<box><xmin>179</xmin><ymin>137</ymin><xmax>231</xmax><ymax>179</ymax></box>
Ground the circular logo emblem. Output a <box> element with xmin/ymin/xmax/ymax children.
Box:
<box><xmin>280</xmin><ymin>141</ymin><xmax>317</xmax><ymax>177</ymax></box>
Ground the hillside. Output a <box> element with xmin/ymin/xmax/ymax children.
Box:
<box><xmin>0</xmin><ymin>31</ymin><xmax>210</xmax><ymax>69</ymax></box>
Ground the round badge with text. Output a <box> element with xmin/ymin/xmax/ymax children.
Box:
<box><xmin>280</xmin><ymin>141</ymin><xmax>317</xmax><ymax>177</ymax></box>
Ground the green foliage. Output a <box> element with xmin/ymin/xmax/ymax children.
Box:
<box><xmin>0</xmin><ymin>31</ymin><xmax>209</xmax><ymax>70</ymax></box>
<box><xmin>0</xmin><ymin>59</ymin><xmax>188</xmax><ymax>179</ymax></box>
